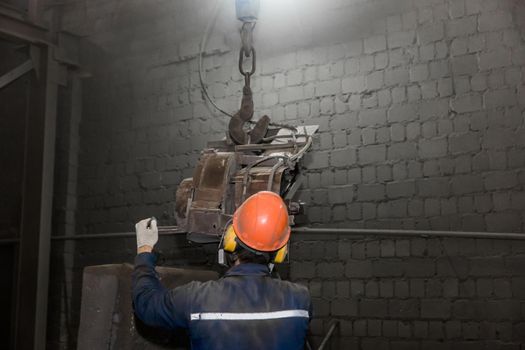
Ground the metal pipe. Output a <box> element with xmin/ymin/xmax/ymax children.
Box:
<box><xmin>267</xmin><ymin>159</ymin><xmax>284</xmax><ymax>191</ymax></box>
<box><xmin>50</xmin><ymin>226</ymin><xmax>185</xmax><ymax>241</ymax></box>
<box><xmin>1</xmin><ymin>226</ymin><xmax>524</xmax><ymax>244</ymax></box>
<box><xmin>51</xmin><ymin>232</ymin><xmax>136</xmax><ymax>241</ymax></box>
<box><xmin>241</xmin><ymin>155</ymin><xmax>290</xmax><ymax>202</ymax></box>
<box><xmin>0</xmin><ymin>238</ymin><xmax>20</xmax><ymax>245</ymax></box>
<box><xmin>317</xmin><ymin>320</ymin><xmax>338</xmax><ymax>350</ymax></box>
<box><xmin>292</xmin><ymin>227</ymin><xmax>525</xmax><ymax>240</ymax></box>
<box><xmin>305</xmin><ymin>340</ymin><xmax>313</xmax><ymax>350</ymax></box>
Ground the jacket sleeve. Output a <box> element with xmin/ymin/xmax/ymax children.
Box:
<box><xmin>132</xmin><ymin>252</ymin><xmax>191</xmax><ymax>330</ymax></box>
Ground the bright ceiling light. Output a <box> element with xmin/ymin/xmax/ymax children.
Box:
<box><xmin>236</xmin><ymin>0</ymin><xmax>260</xmax><ymax>22</ymax></box>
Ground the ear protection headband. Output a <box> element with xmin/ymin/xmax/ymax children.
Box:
<box><xmin>222</xmin><ymin>225</ymin><xmax>288</xmax><ymax>264</ymax></box>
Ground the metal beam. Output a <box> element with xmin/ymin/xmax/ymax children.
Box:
<box><xmin>0</xmin><ymin>238</ymin><xmax>20</xmax><ymax>245</ymax></box>
<box><xmin>0</xmin><ymin>60</ymin><xmax>33</xmax><ymax>90</ymax></box>
<box><xmin>14</xmin><ymin>46</ymin><xmax>57</xmax><ymax>350</ymax></box>
<box><xmin>0</xmin><ymin>2</ymin><xmax>26</xmax><ymax>20</ymax></box>
<box><xmin>0</xmin><ymin>10</ymin><xmax>53</xmax><ymax>45</ymax></box>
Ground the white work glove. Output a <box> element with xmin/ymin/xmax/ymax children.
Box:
<box><xmin>135</xmin><ymin>217</ymin><xmax>158</xmax><ymax>249</ymax></box>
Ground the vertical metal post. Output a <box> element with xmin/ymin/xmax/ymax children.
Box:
<box><xmin>59</xmin><ymin>75</ymin><xmax>82</xmax><ymax>347</ymax></box>
<box><xmin>14</xmin><ymin>46</ymin><xmax>58</xmax><ymax>350</ymax></box>
<box><xmin>27</xmin><ymin>0</ymin><xmax>41</xmax><ymax>23</ymax></box>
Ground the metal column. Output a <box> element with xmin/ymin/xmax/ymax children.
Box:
<box><xmin>14</xmin><ymin>46</ymin><xmax>58</xmax><ymax>350</ymax></box>
<box><xmin>0</xmin><ymin>3</ymin><xmax>78</xmax><ymax>348</ymax></box>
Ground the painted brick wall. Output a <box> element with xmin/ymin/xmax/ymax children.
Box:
<box><xmin>62</xmin><ymin>0</ymin><xmax>525</xmax><ymax>234</ymax></box>
<box><xmin>51</xmin><ymin>0</ymin><xmax>525</xmax><ymax>348</ymax></box>
<box><xmin>288</xmin><ymin>234</ymin><xmax>525</xmax><ymax>348</ymax></box>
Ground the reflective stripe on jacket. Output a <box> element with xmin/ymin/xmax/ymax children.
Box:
<box><xmin>132</xmin><ymin>252</ymin><xmax>311</xmax><ymax>350</ymax></box>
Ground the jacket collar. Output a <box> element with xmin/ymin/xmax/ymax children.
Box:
<box><xmin>224</xmin><ymin>263</ymin><xmax>270</xmax><ymax>277</ymax></box>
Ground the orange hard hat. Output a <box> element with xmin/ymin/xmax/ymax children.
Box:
<box><xmin>232</xmin><ymin>191</ymin><xmax>291</xmax><ymax>252</ymax></box>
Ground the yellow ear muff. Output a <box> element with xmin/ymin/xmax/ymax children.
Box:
<box><xmin>223</xmin><ymin>225</ymin><xmax>238</xmax><ymax>252</ymax></box>
<box><xmin>273</xmin><ymin>244</ymin><xmax>288</xmax><ymax>264</ymax></box>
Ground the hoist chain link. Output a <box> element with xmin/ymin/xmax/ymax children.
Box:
<box><xmin>238</xmin><ymin>21</ymin><xmax>256</xmax><ymax>90</ymax></box>
<box><xmin>240</xmin><ymin>22</ymin><xmax>255</xmax><ymax>58</ymax></box>
<box><xmin>229</xmin><ymin>18</ymin><xmax>297</xmax><ymax>144</ymax></box>
<box><xmin>238</xmin><ymin>47</ymin><xmax>256</xmax><ymax>83</ymax></box>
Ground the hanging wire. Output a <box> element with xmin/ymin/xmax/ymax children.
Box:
<box><xmin>198</xmin><ymin>0</ymin><xmax>234</xmax><ymax>118</ymax></box>
<box><xmin>197</xmin><ymin>0</ymin><xmax>299</xmax><ymax>132</ymax></box>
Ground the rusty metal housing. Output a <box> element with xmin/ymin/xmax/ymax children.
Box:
<box><xmin>175</xmin><ymin>127</ymin><xmax>316</xmax><ymax>243</ymax></box>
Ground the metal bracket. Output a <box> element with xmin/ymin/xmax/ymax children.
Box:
<box><xmin>0</xmin><ymin>10</ymin><xmax>54</xmax><ymax>45</ymax></box>
<box><xmin>0</xmin><ymin>59</ymin><xmax>33</xmax><ymax>90</ymax></box>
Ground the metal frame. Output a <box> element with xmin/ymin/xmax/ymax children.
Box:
<box><xmin>0</xmin><ymin>2</ymin><xmax>82</xmax><ymax>348</ymax></box>
<box><xmin>13</xmin><ymin>45</ymin><xmax>58</xmax><ymax>350</ymax></box>
<box><xmin>0</xmin><ymin>3</ymin><xmax>61</xmax><ymax>349</ymax></box>
<box><xmin>0</xmin><ymin>59</ymin><xmax>33</xmax><ymax>89</ymax></box>
<box><xmin>0</xmin><ymin>10</ymin><xmax>53</xmax><ymax>45</ymax></box>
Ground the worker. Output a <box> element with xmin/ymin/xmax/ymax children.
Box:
<box><xmin>132</xmin><ymin>191</ymin><xmax>312</xmax><ymax>350</ymax></box>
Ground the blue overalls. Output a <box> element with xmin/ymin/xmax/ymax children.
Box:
<box><xmin>132</xmin><ymin>253</ymin><xmax>311</xmax><ymax>350</ymax></box>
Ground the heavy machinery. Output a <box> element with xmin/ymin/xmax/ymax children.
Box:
<box><xmin>174</xmin><ymin>0</ymin><xmax>317</xmax><ymax>244</ymax></box>
<box><xmin>77</xmin><ymin>1</ymin><xmax>320</xmax><ymax>348</ymax></box>
<box><xmin>175</xmin><ymin>125</ymin><xmax>317</xmax><ymax>244</ymax></box>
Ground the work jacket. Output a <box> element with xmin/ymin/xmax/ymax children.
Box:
<box><xmin>132</xmin><ymin>252</ymin><xmax>311</xmax><ymax>350</ymax></box>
